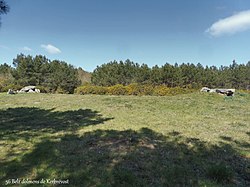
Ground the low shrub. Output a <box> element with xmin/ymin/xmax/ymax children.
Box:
<box><xmin>92</xmin><ymin>86</ymin><xmax>108</xmax><ymax>95</ymax></box>
<box><xmin>35</xmin><ymin>86</ymin><xmax>49</xmax><ymax>93</ymax></box>
<box><xmin>75</xmin><ymin>85</ymin><xmax>92</xmax><ymax>94</ymax></box>
<box><xmin>140</xmin><ymin>84</ymin><xmax>154</xmax><ymax>95</ymax></box>
<box><xmin>75</xmin><ymin>85</ymin><xmax>107</xmax><ymax>95</ymax></box>
<box><xmin>0</xmin><ymin>84</ymin><xmax>23</xmax><ymax>92</ymax></box>
<box><xmin>108</xmin><ymin>84</ymin><xmax>128</xmax><ymax>95</ymax></box>
<box><xmin>56</xmin><ymin>87</ymin><xmax>66</xmax><ymax>94</ymax></box>
<box><xmin>153</xmin><ymin>85</ymin><xmax>170</xmax><ymax>96</ymax></box>
<box><xmin>153</xmin><ymin>86</ymin><xmax>195</xmax><ymax>96</ymax></box>
<box><xmin>125</xmin><ymin>83</ymin><xmax>141</xmax><ymax>95</ymax></box>
<box><xmin>75</xmin><ymin>84</ymin><xmax>196</xmax><ymax>96</ymax></box>
<box><xmin>125</xmin><ymin>83</ymin><xmax>153</xmax><ymax>96</ymax></box>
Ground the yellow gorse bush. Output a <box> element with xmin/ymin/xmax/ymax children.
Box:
<box><xmin>75</xmin><ymin>84</ymin><xmax>196</xmax><ymax>96</ymax></box>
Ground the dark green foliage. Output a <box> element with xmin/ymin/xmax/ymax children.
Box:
<box><xmin>12</xmin><ymin>54</ymin><xmax>46</xmax><ymax>86</ymax></box>
<box><xmin>11</xmin><ymin>54</ymin><xmax>80</xmax><ymax>93</ymax></box>
<box><xmin>92</xmin><ymin>60</ymin><xmax>250</xmax><ymax>89</ymax></box>
<box><xmin>0</xmin><ymin>63</ymin><xmax>11</xmax><ymax>74</ymax></box>
<box><xmin>0</xmin><ymin>84</ymin><xmax>22</xmax><ymax>92</ymax></box>
<box><xmin>0</xmin><ymin>63</ymin><xmax>14</xmax><ymax>92</ymax></box>
<box><xmin>0</xmin><ymin>0</ymin><xmax>9</xmax><ymax>26</ymax></box>
<box><xmin>0</xmin><ymin>1</ymin><xmax>9</xmax><ymax>15</ymax></box>
<box><xmin>91</xmin><ymin>59</ymin><xmax>141</xmax><ymax>86</ymax></box>
<box><xmin>45</xmin><ymin>60</ymin><xmax>80</xmax><ymax>93</ymax></box>
<box><xmin>2</xmin><ymin>56</ymin><xmax>250</xmax><ymax>93</ymax></box>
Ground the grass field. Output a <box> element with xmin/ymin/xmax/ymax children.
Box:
<box><xmin>0</xmin><ymin>92</ymin><xmax>249</xmax><ymax>186</ymax></box>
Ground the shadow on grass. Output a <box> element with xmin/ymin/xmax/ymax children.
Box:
<box><xmin>0</xmin><ymin>107</ymin><xmax>113</xmax><ymax>141</ymax></box>
<box><xmin>220</xmin><ymin>135</ymin><xmax>250</xmax><ymax>150</ymax></box>
<box><xmin>1</xmin><ymin>128</ymin><xmax>249</xmax><ymax>186</ymax></box>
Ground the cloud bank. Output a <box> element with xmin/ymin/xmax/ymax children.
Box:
<box><xmin>206</xmin><ymin>10</ymin><xmax>250</xmax><ymax>37</ymax></box>
<box><xmin>41</xmin><ymin>44</ymin><xmax>61</xmax><ymax>54</ymax></box>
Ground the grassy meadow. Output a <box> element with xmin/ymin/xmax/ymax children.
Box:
<box><xmin>0</xmin><ymin>92</ymin><xmax>249</xmax><ymax>186</ymax></box>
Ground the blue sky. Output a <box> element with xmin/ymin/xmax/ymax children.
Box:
<box><xmin>1</xmin><ymin>0</ymin><xmax>250</xmax><ymax>72</ymax></box>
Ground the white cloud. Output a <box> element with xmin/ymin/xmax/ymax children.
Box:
<box><xmin>41</xmin><ymin>44</ymin><xmax>61</xmax><ymax>54</ymax></box>
<box><xmin>206</xmin><ymin>10</ymin><xmax>250</xmax><ymax>37</ymax></box>
<box><xmin>21</xmin><ymin>46</ymin><xmax>32</xmax><ymax>51</ymax></box>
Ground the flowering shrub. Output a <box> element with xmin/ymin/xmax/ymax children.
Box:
<box><xmin>75</xmin><ymin>85</ymin><xmax>107</xmax><ymax>95</ymax></box>
<box><xmin>107</xmin><ymin>84</ymin><xmax>128</xmax><ymax>95</ymax></box>
<box><xmin>75</xmin><ymin>84</ymin><xmax>196</xmax><ymax>96</ymax></box>
<box><xmin>126</xmin><ymin>83</ymin><xmax>143</xmax><ymax>95</ymax></box>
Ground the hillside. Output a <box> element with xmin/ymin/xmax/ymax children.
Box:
<box><xmin>77</xmin><ymin>67</ymin><xmax>92</xmax><ymax>84</ymax></box>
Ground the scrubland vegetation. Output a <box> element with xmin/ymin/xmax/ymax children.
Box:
<box><xmin>0</xmin><ymin>53</ymin><xmax>249</xmax><ymax>186</ymax></box>
<box><xmin>0</xmin><ymin>55</ymin><xmax>250</xmax><ymax>95</ymax></box>
<box><xmin>75</xmin><ymin>83</ymin><xmax>196</xmax><ymax>96</ymax></box>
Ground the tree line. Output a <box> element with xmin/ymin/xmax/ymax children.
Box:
<box><xmin>1</xmin><ymin>55</ymin><xmax>250</xmax><ymax>93</ymax></box>
<box><xmin>92</xmin><ymin>59</ymin><xmax>250</xmax><ymax>89</ymax></box>
<box><xmin>0</xmin><ymin>54</ymin><xmax>80</xmax><ymax>93</ymax></box>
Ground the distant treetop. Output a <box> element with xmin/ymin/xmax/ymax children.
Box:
<box><xmin>0</xmin><ymin>0</ymin><xmax>9</xmax><ymax>26</ymax></box>
<box><xmin>0</xmin><ymin>1</ymin><xmax>9</xmax><ymax>15</ymax></box>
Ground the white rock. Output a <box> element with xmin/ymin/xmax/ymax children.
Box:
<box><xmin>28</xmin><ymin>89</ymin><xmax>35</xmax><ymax>93</ymax></box>
<box><xmin>20</xmin><ymin>86</ymin><xmax>36</xmax><ymax>92</ymax></box>
<box><xmin>200</xmin><ymin>87</ymin><xmax>210</xmax><ymax>92</ymax></box>
<box><xmin>35</xmin><ymin>89</ymin><xmax>40</xmax><ymax>93</ymax></box>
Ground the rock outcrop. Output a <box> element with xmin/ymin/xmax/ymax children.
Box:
<box><xmin>7</xmin><ymin>86</ymin><xmax>41</xmax><ymax>94</ymax></box>
<box><xmin>7</xmin><ymin>89</ymin><xmax>16</xmax><ymax>95</ymax></box>
<box><xmin>18</xmin><ymin>86</ymin><xmax>40</xmax><ymax>93</ymax></box>
<box><xmin>200</xmin><ymin>87</ymin><xmax>235</xmax><ymax>96</ymax></box>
